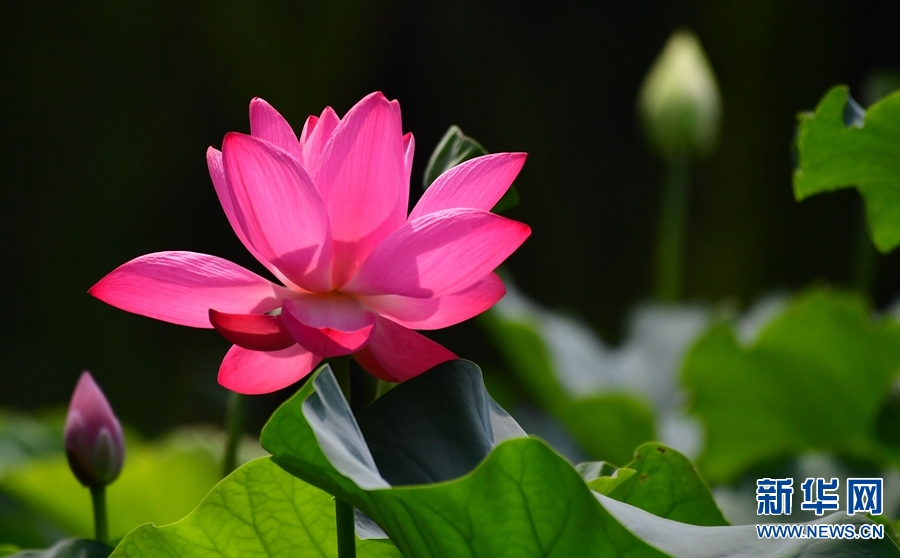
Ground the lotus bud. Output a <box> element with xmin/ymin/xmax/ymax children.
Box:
<box><xmin>64</xmin><ymin>372</ymin><xmax>125</xmax><ymax>488</ymax></box>
<box><xmin>638</xmin><ymin>30</ymin><xmax>722</xmax><ymax>161</ymax></box>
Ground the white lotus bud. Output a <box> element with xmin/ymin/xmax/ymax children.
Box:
<box><xmin>638</xmin><ymin>30</ymin><xmax>722</xmax><ymax>160</ymax></box>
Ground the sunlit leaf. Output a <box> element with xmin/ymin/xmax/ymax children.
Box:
<box><xmin>794</xmin><ymin>85</ymin><xmax>900</xmax><ymax>252</ymax></box>
<box><xmin>683</xmin><ymin>289</ymin><xmax>900</xmax><ymax>482</ymax></box>
<box><xmin>587</xmin><ymin>443</ymin><xmax>727</xmax><ymax>527</ymax></box>
<box><xmin>111</xmin><ymin>458</ymin><xmax>400</xmax><ymax>558</ymax></box>
<box><xmin>262</xmin><ymin>363</ymin><xmax>666</xmax><ymax>557</ymax></box>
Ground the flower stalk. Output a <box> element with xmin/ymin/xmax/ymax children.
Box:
<box><xmin>222</xmin><ymin>390</ymin><xmax>245</xmax><ymax>478</ymax></box>
<box><xmin>654</xmin><ymin>157</ymin><xmax>690</xmax><ymax>301</ymax></box>
<box><xmin>90</xmin><ymin>485</ymin><xmax>108</xmax><ymax>545</ymax></box>
<box><xmin>335</xmin><ymin>497</ymin><xmax>356</xmax><ymax>558</ymax></box>
<box><xmin>330</xmin><ymin>356</ymin><xmax>357</xmax><ymax>558</ymax></box>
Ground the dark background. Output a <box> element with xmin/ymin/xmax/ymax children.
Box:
<box><xmin>2</xmin><ymin>1</ymin><xmax>899</xmax><ymax>435</ymax></box>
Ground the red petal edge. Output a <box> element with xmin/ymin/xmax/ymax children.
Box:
<box><xmin>209</xmin><ymin>309</ymin><xmax>296</xmax><ymax>351</ymax></box>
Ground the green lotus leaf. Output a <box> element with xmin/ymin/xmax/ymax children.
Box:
<box><xmin>110</xmin><ymin>458</ymin><xmax>400</xmax><ymax>558</ymax></box>
<box><xmin>585</xmin><ymin>443</ymin><xmax>727</xmax><ymax>527</ymax></box>
<box><xmin>794</xmin><ymin>85</ymin><xmax>900</xmax><ymax>252</ymax></box>
<box><xmin>261</xmin><ymin>360</ymin><xmax>897</xmax><ymax>557</ymax></box>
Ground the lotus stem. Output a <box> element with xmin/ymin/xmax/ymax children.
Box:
<box><xmin>330</xmin><ymin>356</ymin><xmax>357</xmax><ymax>558</ymax></box>
<box><xmin>335</xmin><ymin>497</ymin><xmax>357</xmax><ymax>558</ymax></box>
<box><xmin>222</xmin><ymin>390</ymin><xmax>244</xmax><ymax>478</ymax></box>
<box><xmin>332</xmin><ymin>356</ymin><xmax>352</xmax><ymax>409</ymax></box>
<box><xmin>90</xmin><ymin>485</ymin><xmax>108</xmax><ymax>545</ymax></box>
<box><xmin>654</xmin><ymin>157</ymin><xmax>690</xmax><ymax>302</ymax></box>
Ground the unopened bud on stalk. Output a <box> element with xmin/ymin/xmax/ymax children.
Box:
<box><xmin>64</xmin><ymin>372</ymin><xmax>125</xmax><ymax>488</ymax></box>
<box><xmin>638</xmin><ymin>30</ymin><xmax>722</xmax><ymax>160</ymax></box>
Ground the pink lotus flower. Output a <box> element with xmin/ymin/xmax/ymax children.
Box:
<box><xmin>65</xmin><ymin>372</ymin><xmax>126</xmax><ymax>487</ymax></box>
<box><xmin>90</xmin><ymin>92</ymin><xmax>529</xmax><ymax>394</ymax></box>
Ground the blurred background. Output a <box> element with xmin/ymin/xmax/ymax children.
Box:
<box><xmin>2</xmin><ymin>0</ymin><xmax>900</xmax><ymax>437</ymax></box>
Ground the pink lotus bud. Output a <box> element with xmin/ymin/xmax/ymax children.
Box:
<box><xmin>64</xmin><ymin>372</ymin><xmax>125</xmax><ymax>487</ymax></box>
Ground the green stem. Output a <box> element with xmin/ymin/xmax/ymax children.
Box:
<box><xmin>654</xmin><ymin>157</ymin><xmax>690</xmax><ymax>302</ymax></box>
<box><xmin>90</xmin><ymin>485</ymin><xmax>108</xmax><ymax>545</ymax></box>
<box><xmin>331</xmin><ymin>356</ymin><xmax>351</xmax><ymax>408</ymax></box>
<box><xmin>335</xmin><ymin>498</ymin><xmax>356</xmax><ymax>558</ymax></box>
<box><xmin>222</xmin><ymin>390</ymin><xmax>244</xmax><ymax>478</ymax></box>
<box><xmin>329</xmin><ymin>356</ymin><xmax>356</xmax><ymax>558</ymax></box>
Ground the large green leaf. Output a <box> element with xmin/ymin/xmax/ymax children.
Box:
<box><xmin>587</xmin><ymin>443</ymin><xmax>728</xmax><ymax>527</ymax></box>
<box><xmin>262</xmin><ymin>363</ymin><xmax>666</xmax><ymax>557</ymax></box>
<box><xmin>423</xmin><ymin>125</ymin><xmax>519</xmax><ymax>212</ymax></box>
<box><xmin>111</xmin><ymin>458</ymin><xmax>400</xmax><ymax>558</ymax></box>
<box><xmin>683</xmin><ymin>289</ymin><xmax>900</xmax><ymax>482</ymax></box>
<box><xmin>7</xmin><ymin>539</ymin><xmax>110</xmax><ymax>558</ymax></box>
<box><xmin>0</xmin><ymin>431</ymin><xmax>223</xmax><ymax>540</ymax></box>
<box><xmin>261</xmin><ymin>361</ymin><xmax>897</xmax><ymax>557</ymax></box>
<box><xmin>794</xmin><ymin>85</ymin><xmax>900</xmax><ymax>252</ymax></box>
